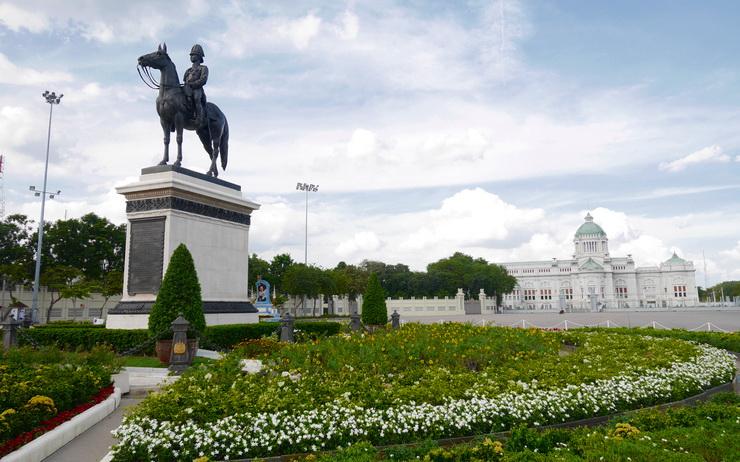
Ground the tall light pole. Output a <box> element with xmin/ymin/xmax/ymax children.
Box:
<box><xmin>296</xmin><ymin>182</ymin><xmax>319</xmax><ymax>265</ymax></box>
<box><xmin>30</xmin><ymin>90</ymin><xmax>63</xmax><ymax>324</ymax></box>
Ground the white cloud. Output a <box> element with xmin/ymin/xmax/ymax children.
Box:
<box><xmin>0</xmin><ymin>106</ymin><xmax>35</xmax><ymax>147</ymax></box>
<box><xmin>346</xmin><ymin>129</ymin><xmax>381</xmax><ymax>159</ymax></box>
<box><xmin>336</xmin><ymin>231</ymin><xmax>381</xmax><ymax>257</ymax></box>
<box><xmin>278</xmin><ymin>13</ymin><xmax>322</xmax><ymax>50</ymax></box>
<box><xmin>0</xmin><ymin>53</ymin><xmax>73</xmax><ymax>85</ymax></box>
<box><xmin>0</xmin><ymin>3</ymin><xmax>49</xmax><ymax>32</ymax></box>
<box><xmin>0</xmin><ymin>0</ymin><xmax>207</xmax><ymax>44</ymax></box>
<box><xmin>659</xmin><ymin>145</ymin><xmax>731</xmax><ymax>172</ymax></box>
<box><xmin>721</xmin><ymin>241</ymin><xmax>740</xmax><ymax>260</ymax></box>
<box><xmin>335</xmin><ymin>10</ymin><xmax>359</xmax><ymax>40</ymax></box>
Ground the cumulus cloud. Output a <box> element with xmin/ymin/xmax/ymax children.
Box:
<box><xmin>336</xmin><ymin>231</ymin><xmax>381</xmax><ymax>257</ymax></box>
<box><xmin>0</xmin><ymin>0</ymin><xmax>207</xmax><ymax>44</ymax></box>
<box><xmin>0</xmin><ymin>53</ymin><xmax>73</xmax><ymax>85</ymax></box>
<box><xmin>0</xmin><ymin>106</ymin><xmax>35</xmax><ymax>147</ymax></box>
<box><xmin>278</xmin><ymin>13</ymin><xmax>322</xmax><ymax>50</ymax></box>
<box><xmin>659</xmin><ymin>145</ymin><xmax>731</xmax><ymax>172</ymax></box>
<box><xmin>0</xmin><ymin>3</ymin><xmax>49</xmax><ymax>32</ymax></box>
<box><xmin>721</xmin><ymin>241</ymin><xmax>740</xmax><ymax>260</ymax></box>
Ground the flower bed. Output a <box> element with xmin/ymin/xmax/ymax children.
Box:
<box><xmin>298</xmin><ymin>392</ymin><xmax>740</xmax><ymax>461</ymax></box>
<box><xmin>110</xmin><ymin>325</ymin><xmax>736</xmax><ymax>461</ymax></box>
<box><xmin>0</xmin><ymin>346</ymin><xmax>120</xmax><ymax>449</ymax></box>
<box><xmin>0</xmin><ymin>385</ymin><xmax>115</xmax><ymax>458</ymax></box>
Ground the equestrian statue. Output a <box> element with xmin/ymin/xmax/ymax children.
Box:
<box><xmin>137</xmin><ymin>43</ymin><xmax>229</xmax><ymax>177</ymax></box>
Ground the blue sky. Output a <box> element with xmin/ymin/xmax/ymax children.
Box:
<box><xmin>1</xmin><ymin>0</ymin><xmax>739</xmax><ymax>284</ymax></box>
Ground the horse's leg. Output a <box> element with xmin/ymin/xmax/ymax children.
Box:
<box><xmin>210</xmin><ymin>124</ymin><xmax>221</xmax><ymax>177</ymax></box>
<box><xmin>158</xmin><ymin>119</ymin><xmax>170</xmax><ymax>165</ymax></box>
<box><xmin>174</xmin><ymin>117</ymin><xmax>183</xmax><ymax>168</ymax></box>
<box><xmin>196</xmin><ymin>128</ymin><xmax>216</xmax><ymax>176</ymax></box>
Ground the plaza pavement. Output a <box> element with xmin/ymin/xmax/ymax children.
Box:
<box><xmin>404</xmin><ymin>309</ymin><xmax>740</xmax><ymax>332</ymax></box>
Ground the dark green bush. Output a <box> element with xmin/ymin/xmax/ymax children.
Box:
<box><xmin>202</xmin><ymin>322</ymin><xmax>342</xmax><ymax>350</ymax></box>
<box><xmin>19</xmin><ymin>328</ymin><xmax>152</xmax><ymax>354</ymax></box>
<box><xmin>361</xmin><ymin>273</ymin><xmax>388</xmax><ymax>326</ymax></box>
<box><xmin>37</xmin><ymin>320</ymin><xmax>104</xmax><ymax>328</ymax></box>
<box><xmin>148</xmin><ymin>244</ymin><xmax>205</xmax><ymax>337</ymax></box>
<box><xmin>581</xmin><ymin>327</ymin><xmax>740</xmax><ymax>352</ymax></box>
<box><xmin>201</xmin><ymin>323</ymin><xmax>280</xmax><ymax>350</ymax></box>
<box><xmin>19</xmin><ymin>322</ymin><xmax>343</xmax><ymax>353</ymax></box>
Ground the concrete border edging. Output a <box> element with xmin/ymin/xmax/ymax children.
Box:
<box><xmin>0</xmin><ymin>387</ymin><xmax>122</xmax><ymax>462</ymax></box>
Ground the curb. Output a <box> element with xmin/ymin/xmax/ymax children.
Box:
<box><xmin>1</xmin><ymin>387</ymin><xmax>122</xmax><ymax>462</ymax></box>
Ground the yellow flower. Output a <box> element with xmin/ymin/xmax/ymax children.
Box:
<box><xmin>28</xmin><ymin>395</ymin><xmax>55</xmax><ymax>408</ymax></box>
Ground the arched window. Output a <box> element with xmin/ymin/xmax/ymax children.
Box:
<box><xmin>615</xmin><ymin>279</ymin><xmax>627</xmax><ymax>299</ymax></box>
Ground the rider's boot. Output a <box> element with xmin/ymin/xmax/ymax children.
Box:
<box><xmin>195</xmin><ymin>102</ymin><xmax>205</xmax><ymax>127</ymax></box>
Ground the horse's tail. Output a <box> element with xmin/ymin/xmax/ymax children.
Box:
<box><xmin>221</xmin><ymin>118</ymin><xmax>229</xmax><ymax>170</ymax></box>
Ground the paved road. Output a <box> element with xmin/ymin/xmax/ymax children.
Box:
<box><xmin>404</xmin><ymin>310</ymin><xmax>740</xmax><ymax>331</ymax></box>
<box><xmin>43</xmin><ymin>398</ymin><xmax>141</xmax><ymax>462</ymax></box>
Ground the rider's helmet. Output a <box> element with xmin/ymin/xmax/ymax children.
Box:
<box><xmin>190</xmin><ymin>44</ymin><xmax>205</xmax><ymax>59</ymax></box>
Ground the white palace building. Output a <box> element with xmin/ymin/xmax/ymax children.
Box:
<box><xmin>500</xmin><ymin>213</ymin><xmax>699</xmax><ymax>311</ymax></box>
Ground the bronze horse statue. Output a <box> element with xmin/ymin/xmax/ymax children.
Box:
<box><xmin>137</xmin><ymin>44</ymin><xmax>229</xmax><ymax>177</ymax></box>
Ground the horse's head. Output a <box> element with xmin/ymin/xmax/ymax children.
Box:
<box><xmin>138</xmin><ymin>43</ymin><xmax>171</xmax><ymax>70</ymax></box>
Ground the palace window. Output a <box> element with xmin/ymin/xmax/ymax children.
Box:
<box><xmin>616</xmin><ymin>287</ymin><xmax>628</xmax><ymax>298</ymax></box>
<box><xmin>540</xmin><ymin>289</ymin><xmax>552</xmax><ymax>300</ymax></box>
<box><xmin>673</xmin><ymin>285</ymin><xmax>687</xmax><ymax>298</ymax></box>
<box><xmin>524</xmin><ymin>289</ymin><xmax>536</xmax><ymax>301</ymax></box>
<box><xmin>562</xmin><ymin>288</ymin><xmax>573</xmax><ymax>300</ymax></box>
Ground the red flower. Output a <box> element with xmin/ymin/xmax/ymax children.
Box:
<box><xmin>0</xmin><ymin>385</ymin><xmax>115</xmax><ymax>457</ymax></box>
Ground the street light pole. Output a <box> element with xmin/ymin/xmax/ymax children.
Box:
<box><xmin>30</xmin><ymin>90</ymin><xmax>63</xmax><ymax>324</ymax></box>
<box><xmin>296</xmin><ymin>182</ymin><xmax>319</xmax><ymax>265</ymax></box>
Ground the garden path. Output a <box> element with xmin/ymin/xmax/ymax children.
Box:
<box><xmin>42</xmin><ymin>398</ymin><xmax>141</xmax><ymax>462</ymax></box>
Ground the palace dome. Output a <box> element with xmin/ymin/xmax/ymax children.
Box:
<box><xmin>662</xmin><ymin>252</ymin><xmax>688</xmax><ymax>266</ymax></box>
<box><xmin>575</xmin><ymin>213</ymin><xmax>606</xmax><ymax>238</ymax></box>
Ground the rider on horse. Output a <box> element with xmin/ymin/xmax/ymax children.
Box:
<box><xmin>184</xmin><ymin>44</ymin><xmax>208</xmax><ymax>126</ymax></box>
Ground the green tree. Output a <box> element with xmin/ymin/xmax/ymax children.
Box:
<box><xmin>334</xmin><ymin>263</ymin><xmax>368</xmax><ymax>301</ymax></box>
<box><xmin>361</xmin><ymin>273</ymin><xmax>387</xmax><ymax>325</ymax></box>
<box><xmin>40</xmin><ymin>266</ymin><xmax>90</xmax><ymax>323</ymax></box>
<box><xmin>0</xmin><ymin>214</ymin><xmax>34</xmax><ymax>267</ymax></box>
<box><xmin>148</xmin><ymin>244</ymin><xmax>205</xmax><ymax>337</ymax></box>
<box><xmin>91</xmin><ymin>269</ymin><xmax>124</xmax><ymax>310</ymax></box>
<box><xmin>282</xmin><ymin>264</ymin><xmax>324</xmax><ymax>314</ymax></box>
<box><xmin>269</xmin><ymin>253</ymin><xmax>294</xmax><ymax>295</ymax></box>
<box><xmin>39</xmin><ymin>213</ymin><xmax>125</xmax><ymax>280</ymax></box>
<box><xmin>0</xmin><ymin>214</ymin><xmax>35</xmax><ymax>307</ymax></box>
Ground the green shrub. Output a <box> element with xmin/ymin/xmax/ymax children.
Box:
<box><xmin>0</xmin><ymin>346</ymin><xmax>120</xmax><ymax>445</ymax></box>
<box><xmin>202</xmin><ymin>322</ymin><xmax>342</xmax><ymax>350</ymax></box>
<box><xmin>20</xmin><ymin>322</ymin><xmax>343</xmax><ymax>353</ymax></box>
<box><xmin>581</xmin><ymin>327</ymin><xmax>740</xmax><ymax>352</ymax></box>
<box><xmin>37</xmin><ymin>320</ymin><xmax>103</xmax><ymax>329</ymax></box>
<box><xmin>148</xmin><ymin>244</ymin><xmax>205</xmax><ymax>337</ymax></box>
<box><xmin>201</xmin><ymin>323</ymin><xmax>279</xmax><ymax>350</ymax></box>
<box><xmin>361</xmin><ymin>273</ymin><xmax>387</xmax><ymax>326</ymax></box>
<box><xmin>19</xmin><ymin>328</ymin><xmax>152</xmax><ymax>354</ymax></box>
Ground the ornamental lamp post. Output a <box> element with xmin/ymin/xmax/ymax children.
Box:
<box><xmin>295</xmin><ymin>182</ymin><xmax>319</xmax><ymax>265</ymax></box>
<box><xmin>30</xmin><ymin>90</ymin><xmax>63</xmax><ymax>324</ymax></box>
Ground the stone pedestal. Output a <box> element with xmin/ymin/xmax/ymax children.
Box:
<box><xmin>106</xmin><ymin>165</ymin><xmax>261</xmax><ymax>329</ymax></box>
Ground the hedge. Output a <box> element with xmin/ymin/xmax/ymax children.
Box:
<box><xmin>17</xmin><ymin>321</ymin><xmax>343</xmax><ymax>353</ymax></box>
<box><xmin>580</xmin><ymin>327</ymin><xmax>740</xmax><ymax>352</ymax></box>
<box><xmin>201</xmin><ymin>322</ymin><xmax>342</xmax><ymax>350</ymax></box>
<box><xmin>19</xmin><ymin>328</ymin><xmax>152</xmax><ymax>354</ymax></box>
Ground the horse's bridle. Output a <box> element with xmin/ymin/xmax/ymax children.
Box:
<box><xmin>137</xmin><ymin>64</ymin><xmax>183</xmax><ymax>90</ymax></box>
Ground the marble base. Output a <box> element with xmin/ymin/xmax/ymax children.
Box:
<box><xmin>107</xmin><ymin>165</ymin><xmax>260</xmax><ymax>329</ymax></box>
<box><xmin>106</xmin><ymin>312</ymin><xmax>260</xmax><ymax>330</ymax></box>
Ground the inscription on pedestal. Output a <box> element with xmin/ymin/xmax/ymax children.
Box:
<box><xmin>128</xmin><ymin>217</ymin><xmax>165</xmax><ymax>295</ymax></box>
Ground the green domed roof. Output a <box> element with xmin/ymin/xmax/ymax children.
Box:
<box><xmin>663</xmin><ymin>252</ymin><xmax>688</xmax><ymax>266</ymax></box>
<box><xmin>575</xmin><ymin>213</ymin><xmax>606</xmax><ymax>237</ymax></box>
